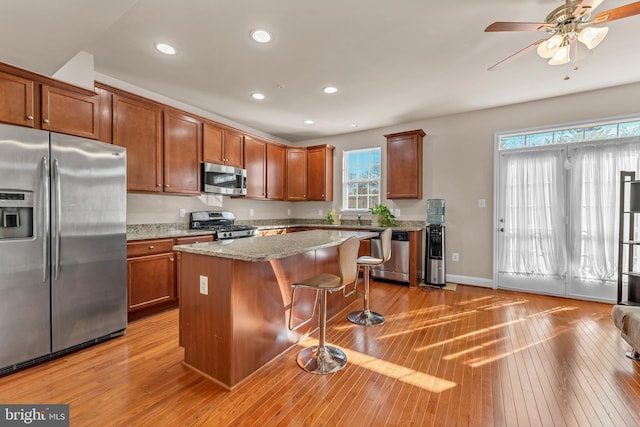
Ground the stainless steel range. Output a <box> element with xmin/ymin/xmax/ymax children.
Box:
<box><xmin>189</xmin><ymin>211</ymin><xmax>258</xmax><ymax>240</ymax></box>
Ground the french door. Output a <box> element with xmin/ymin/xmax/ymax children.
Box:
<box><xmin>497</xmin><ymin>141</ymin><xmax>640</xmax><ymax>301</ymax></box>
<box><xmin>497</xmin><ymin>149</ymin><xmax>568</xmax><ymax>296</ymax></box>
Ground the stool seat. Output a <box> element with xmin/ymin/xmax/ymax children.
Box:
<box><xmin>356</xmin><ymin>256</ymin><xmax>383</xmax><ymax>265</ymax></box>
<box><xmin>347</xmin><ymin>228</ymin><xmax>392</xmax><ymax>327</ymax></box>
<box><xmin>289</xmin><ymin>237</ymin><xmax>360</xmax><ymax>374</ymax></box>
<box><xmin>292</xmin><ymin>273</ymin><xmax>343</xmax><ymax>290</ymax></box>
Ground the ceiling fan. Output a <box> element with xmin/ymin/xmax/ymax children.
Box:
<box><xmin>485</xmin><ymin>0</ymin><xmax>640</xmax><ymax>70</ymax></box>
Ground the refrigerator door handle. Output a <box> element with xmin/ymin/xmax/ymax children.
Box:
<box><xmin>52</xmin><ymin>158</ymin><xmax>61</xmax><ymax>281</ymax></box>
<box><xmin>41</xmin><ymin>157</ymin><xmax>50</xmax><ymax>282</ymax></box>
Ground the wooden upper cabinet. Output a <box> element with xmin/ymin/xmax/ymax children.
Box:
<box><xmin>202</xmin><ymin>122</ymin><xmax>244</xmax><ymax>168</ymax></box>
<box><xmin>266</xmin><ymin>143</ymin><xmax>286</xmax><ymax>200</ymax></box>
<box><xmin>286</xmin><ymin>147</ymin><xmax>307</xmax><ymax>201</ymax></box>
<box><xmin>41</xmin><ymin>85</ymin><xmax>99</xmax><ymax>139</ymax></box>
<box><xmin>244</xmin><ymin>136</ymin><xmax>266</xmax><ymax>198</ymax></box>
<box><xmin>307</xmin><ymin>144</ymin><xmax>334</xmax><ymax>201</ymax></box>
<box><xmin>0</xmin><ymin>68</ymin><xmax>99</xmax><ymax>139</ymax></box>
<box><xmin>112</xmin><ymin>94</ymin><xmax>163</xmax><ymax>193</ymax></box>
<box><xmin>385</xmin><ymin>129</ymin><xmax>424</xmax><ymax>199</ymax></box>
<box><xmin>95</xmin><ymin>85</ymin><xmax>112</xmax><ymax>143</ymax></box>
<box><xmin>0</xmin><ymin>70</ymin><xmax>35</xmax><ymax>127</ymax></box>
<box><xmin>223</xmin><ymin>129</ymin><xmax>244</xmax><ymax>168</ymax></box>
<box><xmin>202</xmin><ymin>122</ymin><xmax>224</xmax><ymax>164</ymax></box>
<box><xmin>163</xmin><ymin>109</ymin><xmax>202</xmax><ymax>195</ymax></box>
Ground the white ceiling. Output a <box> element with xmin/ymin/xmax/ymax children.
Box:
<box><xmin>2</xmin><ymin>0</ymin><xmax>640</xmax><ymax>142</ymax></box>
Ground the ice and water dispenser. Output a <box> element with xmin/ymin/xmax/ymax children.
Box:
<box><xmin>425</xmin><ymin>199</ymin><xmax>446</xmax><ymax>287</ymax></box>
<box><xmin>0</xmin><ymin>191</ymin><xmax>34</xmax><ymax>240</ymax></box>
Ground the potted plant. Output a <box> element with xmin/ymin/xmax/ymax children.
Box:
<box><xmin>370</xmin><ymin>204</ymin><xmax>396</xmax><ymax>227</ymax></box>
<box><xmin>323</xmin><ymin>210</ymin><xmax>340</xmax><ymax>225</ymax></box>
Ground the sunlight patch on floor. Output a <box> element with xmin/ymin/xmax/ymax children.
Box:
<box><xmin>298</xmin><ymin>337</ymin><xmax>457</xmax><ymax>393</ymax></box>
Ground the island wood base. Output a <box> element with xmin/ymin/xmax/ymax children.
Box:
<box><xmin>177</xmin><ymin>246</ymin><xmax>358</xmax><ymax>389</ymax></box>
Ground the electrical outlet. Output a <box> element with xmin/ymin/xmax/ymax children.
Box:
<box><xmin>394</xmin><ymin>209</ymin><xmax>400</xmax><ymax>217</ymax></box>
<box><xmin>452</xmin><ymin>252</ymin><xmax>460</xmax><ymax>262</ymax></box>
<box><xmin>287</xmin><ymin>209</ymin><xmax>291</xmax><ymax>216</ymax></box>
<box><xmin>249</xmin><ymin>209</ymin><xmax>255</xmax><ymax>217</ymax></box>
<box><xmin>179</xmin><ymin>208</ymin><xmax>186</xmax><ymax>218</ymax></box>
<box><xmin>478</xmin><ymin>199</ymin><xmax>486</xmax><ymax>208</ymax></box>
<box><xmin>199</xmin><ymin>276</ymin><xmax>208</xmax><ymax>295</ymax></box>
<box><xmin>319</xmin><ymin>209</ymin><xmax>323</xmax><ymax>216</ymax></box>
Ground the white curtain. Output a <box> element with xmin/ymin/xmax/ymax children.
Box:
<box><xmin>570</xmin><ymin>142</ymin><xmax>640</xmax><ymax>282</ymax></box>
<box><xmin>499</xmin><ymin>150</ymin><xmax>567</xmax><ymax>278</ymax></box>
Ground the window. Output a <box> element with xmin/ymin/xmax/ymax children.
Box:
<box><xmin>343</xmin><ymin>147</ymin><xmax>380</xmax><ymax>211</ymax></box>
<box><xmin>499</xmin><ymin>117</ymin><xmax>640</xmax><ymax>150</ymax></box>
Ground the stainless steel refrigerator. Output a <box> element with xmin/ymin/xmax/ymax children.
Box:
<box><xmin>0</xmin><ymin>123</ymin><xmax>127</xmax><ymax>374</ymax></box>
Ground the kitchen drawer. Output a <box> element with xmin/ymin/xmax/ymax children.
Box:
<box><xmin>127</xmin><ymin>238</ymin><xmax>175</xmax><ymax>257</ymax></box>
<box><xmin>175</xmin><ymin>235</ymin><xmax>214</xmax><ymax>245</ymax></box>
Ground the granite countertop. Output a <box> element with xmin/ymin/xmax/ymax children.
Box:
<box><xmin>246</xmin><ymin>222</ymin><xmax>425</xmax><ymax>232</ymax></box>
<box><xmin>127</xmin><ymin>224</ymin><xmax>216</xmax><ymax>241</ymax></box>
<box><xmin>127</xmin><ymin>221</ymin><xmax>425</xmax><ymax>242</ymax></box>
<box><xmin>173</xmin><ymin>229</ymin><xmax>378</xmax><ymax>262</ymax></box>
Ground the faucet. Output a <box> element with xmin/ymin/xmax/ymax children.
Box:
<box><xmin>357</xmin><ymin>215</ymin><xmax>361</xmax><ymax>225</ymax></box>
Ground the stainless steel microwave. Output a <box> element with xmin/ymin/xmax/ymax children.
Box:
<box><xmin>202</xmin><ymin>162</ymin><xmax>247</xmax><ymax>195</ymax></box>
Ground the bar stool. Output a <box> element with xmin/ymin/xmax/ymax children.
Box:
<box><xmin>288</xmin><ymin>237</ymin><xmax>360</xmax><ymax>374</ymax></box>
<box><xmin>347</xmin><ymin>227</ymin><xmax>392</xmax><ymax>326</ymax></box>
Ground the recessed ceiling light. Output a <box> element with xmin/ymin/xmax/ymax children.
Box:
<box><xmin>323</xmin><ymin>86</ymin><xmax>338</xmax><ymax>94</ymax></box>
<box><xmin>154</xmin><ymin>42</ymin><xmax>177</xmax><ymax>55</ymax></box>
<box><xmin>251</xmin><ymin>92</ymin><xmax>266</xmax><ymax>100</ymax></box>
<box><xmin>304</xmin><ymin>120</ymin><xmax>315</xmax><ymax>125</ymax></box>
<box><xmin>251</xmin><ymin>29</ymin><xmax>272</xmax><ymax>43</ymax></box>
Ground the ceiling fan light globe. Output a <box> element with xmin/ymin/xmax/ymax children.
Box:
<box><xmin>578</xmin><ymin>26</ymin><xmax>609</xmax><ymax>49</ymax></box>
<box><xmin>548</xmin><ymin>45</ymin><xmax>571</xmax><ymax>65</ymax></box>
<box><xmin>537</xmin><ymin>34</ymin><xmax>563</xmax><ymax>59</ymax></box>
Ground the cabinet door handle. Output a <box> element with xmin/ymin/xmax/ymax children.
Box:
<box><xmin>43</xmin><ymin>118</ymin><xmax>50</xmax><ymax>124</ymax></box>
<box><xmin>165</xmin><ymin>185</ymin><xmax>170</xmax><ymax>188</ymax></box>
<box><xmin>170</xmin><ymin>258</ymin><xmax>174</xmax><ymax>262</ymax></box>
<box><xmin>149</xmin><ymin>245</ymin><xmax>155</xmax><ymax>249</ymax></box>
<box><xmin>27</xmin><ymin>115</ymin><xmax>34</xmax><ymax>120</ymax></box>
<box><xmin>157</xmin><ymin>184</ymin><xmax>162</xmax><ymax>187</ymax></box>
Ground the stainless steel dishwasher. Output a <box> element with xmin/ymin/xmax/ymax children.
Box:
<box><xmin>371</xmin><ymin>230</ymin><xmax>410</xmax><ymax>284</ymax></box>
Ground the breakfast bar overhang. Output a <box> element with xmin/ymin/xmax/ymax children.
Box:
<box><xmin>174</xmin><ymin>230</ymin><xmax>376</xmax><ymax>389</ymax></box>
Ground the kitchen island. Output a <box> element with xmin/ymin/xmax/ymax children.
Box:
<box><xmin>174</xmin><ymin>229</ymin><xmax>376</xmax><ymax>389</ymax></box>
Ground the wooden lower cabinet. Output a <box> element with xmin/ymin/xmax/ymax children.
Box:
<box><xmin>127</xmin><ymin>252</ymin><xmax>176</xmax><ymax>312</ymax></box>
<box><xmin>127</xmin><ymin>235</ymin><xmax>213</xmax><ymax>321</ymax></box>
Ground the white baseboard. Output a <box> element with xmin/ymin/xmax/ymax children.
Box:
<box><xmin>446</xmin><ymin>274</ymin><xmax>495</xmax><ymax>289</ymax></box>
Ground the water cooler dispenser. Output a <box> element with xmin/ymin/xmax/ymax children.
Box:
<box><xmin>425</xmin><ymin>199</ymin><xmax>446</xmax><ymax>287</ymax></box>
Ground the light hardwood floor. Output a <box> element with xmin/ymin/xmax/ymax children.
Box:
<box><xmin>1</xmin><ymin>283</ymin><xmax>639</xmax><ymax>426</ymax></box>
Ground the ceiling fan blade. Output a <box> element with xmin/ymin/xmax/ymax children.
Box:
<box><xmin>592</xmin><ymin>1</ymin><xmax>640</xmax><ymax>24</ymax></box>
<box><xmin>484</xmin><ymin>22</ymin><xmax>552</xmax><ymax>32</ymax></box>
<box><xmin>573</xmin><ymin>0</ymin><xmax>605</xmax><ymax>18</ymax></box>
<box><xmin>488</xmin><ymin>38</ymin><xmax>547</xmax><ymax>71</ymax></box>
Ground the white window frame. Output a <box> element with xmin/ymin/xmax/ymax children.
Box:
<box><xmin>342</xmin><ymin>147</ymin><xmax>381</xmax><ymax>212</ymax></box>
